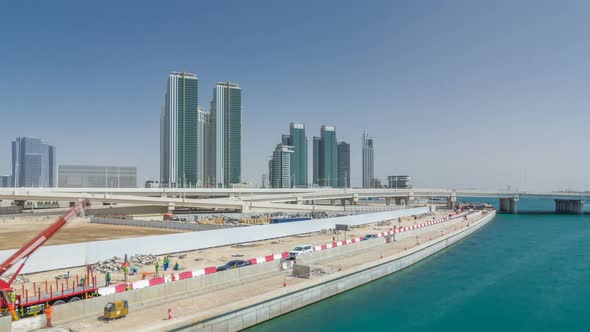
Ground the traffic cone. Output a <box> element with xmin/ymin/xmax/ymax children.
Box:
<box><xmin>168</xmin><ymin>308</ymin><xmax>174</xmax><ymax>320</ymax></box>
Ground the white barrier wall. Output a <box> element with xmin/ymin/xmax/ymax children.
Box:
<box><xmin>0</xmin><ymin>207</ymin><xmax>432</xmax><ymax>274</ymax></box>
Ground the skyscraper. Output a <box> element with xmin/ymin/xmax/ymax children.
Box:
<box><xmin>362</xmin><ymin>131</ymin><xmax>375</xmax><ymax>188</ymax></box>
<box><xmin>203</xmin><ymin>110</ymin><xmax>216</xmax><ymax>187</ymax></box>
<box><xmin>160</xmin><ymin>72</ymin><xmax>203</xmax><ymax>188</ymax></box>
<box><xmin>312</xmin><ymin>136</ymin><xmax>320</xmax><ymax>186</ymax></box>
<box><xmin>211</xmin><ymin>81</ymin><xmax>242</xmax><ymax>188</ymax></box>
<box><xmin>289</xmin><ymin>123</ymin><xmax>308</xmax><ymax>187</ymax></box>
<box><xmin>312</xmin><ymin>126</ymin><xmax>338</xmax><ymax>187</ymax></box>
<box><xmin>11</xmin><ymin>137</ymin><xmax>56</xmax><ymax>187</ymax></box>
<box><xmin>268</xmin><ymin>144</ymin><xmax>293</xmax><ymax>188</ymax></box>
<box><xmin>337</xmin><ymin>141</ymin><xmax>350</xmax><ymax>188</ymax></box>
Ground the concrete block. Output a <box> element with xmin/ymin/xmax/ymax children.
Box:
<box><xmin>256</xmin><ymin>306</ymin><xmax>270</xmax><ymax>324</ymax></box>
<box><xmin>0</xmin><ymin>315</ymin><xmax>12</xmax><ymax>332</ymax></box>
<box><xmin>227</xmin><ymin>315</ymin><xmax>244</xmax><ymax>332</ymax></box>
<box><xmin>211</xmin><ymin>319</ymin><xmax>229</xmax><ymax>332</ymax></box>
<box><xmin>242</xmin><ymin>310</ymin><xmax>257</xmax><ymax>329</ymax></box>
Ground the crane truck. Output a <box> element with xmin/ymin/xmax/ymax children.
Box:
<box><xmin>0</xmin><ymin>199</ymin><xmax>99</xmax><ymax>320</ymax></box>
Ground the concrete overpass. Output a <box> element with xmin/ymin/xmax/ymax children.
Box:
<box><xmin>0</xmin><ymin>188</ymin><xmax>589</xmax><ymax>214</ymax></box>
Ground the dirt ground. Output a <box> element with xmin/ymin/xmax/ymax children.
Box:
<box><xmin>0</xmin><ymin>215</ymin><xmax>184</xmax><ymax>250</ymax></box>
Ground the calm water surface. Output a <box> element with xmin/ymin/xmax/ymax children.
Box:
<box><xmin>249</xmin><ymin>199</ymin><xmax>590</xmax><ymax>331</ymax></box>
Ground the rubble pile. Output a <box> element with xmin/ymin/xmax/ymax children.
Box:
<box><xmin>0</xmin><ymin>273</ymin><xmax>29</xmax><ymax>285</ymax></box>
<box><xmin>310</xmin><ymin>268</ymin><xmax>329</xmax><ymax>278</ymax></box>
<box><xmin>92</xmin><ymin>254</ymin><xmax>158</xmax><ymax>273</ymax></box>
<box><xmin>129</xmin><ymin>254</ymin><xmax>158</xmax><ymax>267</ymax></box>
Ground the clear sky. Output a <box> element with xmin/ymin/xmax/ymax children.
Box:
<box><xmin>1</xmin><ymin>1</ymin><xmax>589</xmax><ymax>191</ymax></box>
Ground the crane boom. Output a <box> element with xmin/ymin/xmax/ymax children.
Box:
<box><xmin>0</xmin><ymin>199</ymin><xmax>90</xmax><ymax>290</ymax></box>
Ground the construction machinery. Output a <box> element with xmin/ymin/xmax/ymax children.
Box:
<box><xmin>0</xmin><ymin>199</ymin><xmax>98</xmax><ymax>320</ymax></box>
<box><xmin>103</xmin><ymin>300</ymin><xmax>128</xmax><ymax>320</ymax></box>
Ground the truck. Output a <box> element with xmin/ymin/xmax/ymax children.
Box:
<box><xmin>0</xmin><ymin>200</ymin><xmax>99</xmax><ymax>320</ymax></box>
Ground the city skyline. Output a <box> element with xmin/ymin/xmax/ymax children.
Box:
<box><xmin>1</xmin><ymin>2</ymin><xmax>589</xmax><ymax>191</ymax></box>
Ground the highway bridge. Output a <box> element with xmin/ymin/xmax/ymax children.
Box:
<box><xmin>0</xmin><ymin>188</ymin><xmax>589</xmax><ymax>214</ymax></box>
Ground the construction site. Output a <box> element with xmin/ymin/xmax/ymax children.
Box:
<box><xmin>0</xmin><ymin>192</ymin><xmax>494</xmax><ymax>332</ymax></box>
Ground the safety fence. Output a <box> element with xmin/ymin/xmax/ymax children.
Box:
<box><xmin>98</xmin><ymin>209</ymin><xmax>473</xmax><ymax>296</ymax></box>
<box><xmin>90</xmin><ymin>217</ymin><xmax>238</xmax><ymax>231</ymax></box>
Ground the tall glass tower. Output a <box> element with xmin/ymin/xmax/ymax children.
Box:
<box><xmin>280</xmin><ymin>123</ymin><xmax>308</xmax><ymax>187</ymax></box>
<box><xmin>337</xmin><ymin>141</ymin><xmax>350</xmax><ymax>188</ymax></box>
<box><xmin>313</xmin><ymin>125</ymin><xmax>338</xmax><ymax>187</ymax></box>
<box><xmin>12</xmin><ymin>137</ymin><xmax>56</xmax><ymax>187</ymax></box>
<box><xmin>211</xmin><ymin>81</ymin><xmax>242</xmax><ymax>188</ymax></box>
<box><xmin>269</xmin><ymin>144</ymin><xmax>293</xmax><ymax>188</ymax></box>
<box><xmin>362</xmin><ymin>131</ymin><xmax>375</xmax><ymax>188</ymax></box>
<box><xmin>160</xmin><ymin>72</ymin><xmax>203</xmax><ymax>188</ymax></box>
<box><xmin>312</xmin><ymin>136</ymin><xmax>321</xmax><ymax>186</ymax></box>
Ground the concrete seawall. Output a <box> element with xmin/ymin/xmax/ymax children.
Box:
<box><xmin>161</xmin><ymin>210</ymin><xmax>496</xmax><ymax>332</ymax></box>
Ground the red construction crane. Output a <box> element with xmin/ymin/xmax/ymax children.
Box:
<box><xmin>0</xmin><ymin>199</ymin><xmax>90</xmax><ymax>320</ymax></box>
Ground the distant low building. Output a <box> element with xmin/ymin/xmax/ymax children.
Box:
<box><xmin>0</xmin><ymin>175</ymin><xmax>11</xmax><ymax>188</ymax></box>
<box><xmin>388</xmin><ymin>175</ymin><xmax>411</xmax><ymax>189</ymax></box>
<box><xmin>145</xmin><ymin>180</ymin><xmax>161</xmax><ymax>188</ymax></box>
<box><xmin>230</xmin><ymin>182</ymin><xmax>257</xmax><ymax>188</ymax></box>
<box><xmin>58</xmin><ymin>165</ymin><xmax>137</xmax><ymax>188</ymax></box>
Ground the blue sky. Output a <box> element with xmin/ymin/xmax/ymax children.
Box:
<box><xmin>1</xmin><ymin>1</ymin><xmax>589</xmax><ymax>190</ymax></box>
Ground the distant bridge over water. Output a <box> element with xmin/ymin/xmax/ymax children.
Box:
<box><xmin>0</xmin><ymin>188</ymin><xmax>588</xmax><ymax>214</ymax></box>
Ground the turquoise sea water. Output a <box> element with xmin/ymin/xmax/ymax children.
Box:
<box><xmin>249</xmin><ymin>199</ymin><xmax>590</xmax><ymax>331</ymax></box>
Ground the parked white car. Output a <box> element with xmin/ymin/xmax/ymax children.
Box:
<box><xmin>289</xmin><ymin>244</ymin><xmax>314</xmax><ymax>259</ymax></box>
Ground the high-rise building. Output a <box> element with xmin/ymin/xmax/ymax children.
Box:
<box><xmin>268</xmin><ymin>144</ymin><xmax>293</xmax><ymax>188</ymax></box>
<box><xmin>362</xmin><ymin>131</ymin><xmax>374</xmax><ymax>188</ymax></box>
<box><xmin>281</xmin><ymin>134</ymin><xmax>291</xmax><ymax>146</ymax></box>
<box><xmin>312</xmin><ymin>136</ymin><xmax>320</xmax><ymax>185</ymax></box>
<box><xmin>203</xmin><ymin>110</ymin><xmax>216</xmax><ymax>187</ymax></box>
<box><xmin>337</xmin><ymin>141</ymin><xmax>350</xmax><ymax>188</ymax></box>
<box><xmin>279</xmin><ymin>123</ymin><xmax>308</xmax><ymax>187</ymax></box>
<box><xmin>320</xmin><ymin>125</ymin><xmax>338</xmax><ymax>187</ymax></box>
<box><xmin>261</xmin><ymin>173</ymin><xmax>268</xmax><ymax>188</ymax></box>
<box><xmin>11</xmin><ymin>137</ymin><xmax>56</xmax><ymax>187</ymax></box>
<box><xmin>58</xmin><ymin>165</ymin><xmax>137</xmax><ymax>188</ymax></box>
<box><xmin>160</xmin><ymin>72</ymin><xmax>203</xmax><ymax>188</ymax></box>
<box><xmin>211</xmin><ymin>81</ymin><xmax>242</xmax><ymax>188</ymax></box>
<box><xmin>312</xmin><ymin>126</ymin><xmax>338</xmax><ymax>187</ymax></box>
<box><xmin>289</xmin><ymin>123</ymin><xmax>308</xmax><ymax>187</ymax></box>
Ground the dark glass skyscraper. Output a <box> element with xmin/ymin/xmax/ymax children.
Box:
<box><xmin>211</xmin><ymin>81</ymin><xmax>242</xmax><ymax>188</ymax></box>
<box><xmin>313</xmin><ymin>136</ymin><xmax>320</xmax><ymax>186</ymax></box>
<box><xmin>337</xmin><ymin>141</ymin><xmax>350</xmax><ymax>188</ymax></box>
<box><xmin>289</xmin><ymin>123</ymin><xmax>308</xmax><ymax>187</ymax></box>
<box><xmin>160</xmin><ymin>72</ymin><xmax>204</xmax><ymax>188</ymax></box>
<box><xmin>362</xmin><ymin>131</ymin><xmax>375</xmax><ymax>188</ymax></box>
<box><xmin>312</xmin><ymin>126</ymin><xmax>338</xmax><ymax>187</ymax></box>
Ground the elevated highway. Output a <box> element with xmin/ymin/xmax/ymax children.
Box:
<box><xmin>0</xmin><ymin>188</ymin><xmax>588</xmax><ymax>214</ymax></box>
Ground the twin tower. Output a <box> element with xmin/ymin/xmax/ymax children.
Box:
<box><xmin>160</xmin><ymin>72</ymin><xmax>241</xmax><ymax>188</ymax></box>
